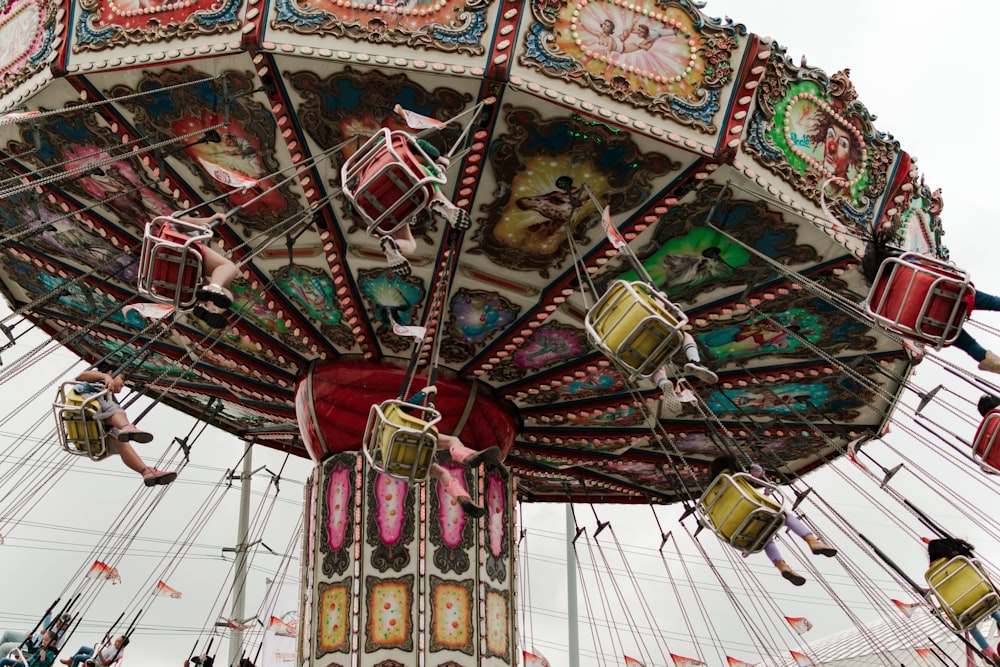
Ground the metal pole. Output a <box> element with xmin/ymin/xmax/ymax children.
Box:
<box><xmin>229</xmin><ymin>442</ymin><xmax>253</xmax><ymax>666</ymax></box>
<box><xmin>566</xmin><ymin>504</ymin><xmax>579</xmax><ymax>667</ymax></box>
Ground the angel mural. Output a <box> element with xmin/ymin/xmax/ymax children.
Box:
<box><xmin>576</xmin><ymin>12</ymin><xmax>694</xmax><ymax>84</ymax></box>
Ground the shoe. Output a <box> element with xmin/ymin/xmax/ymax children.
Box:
<box><xmin>142</xmin><ymin>468</ymin><xmax>177</xmax><ymax>487</ymax></box>
<box><xmin>980</xmin><ymin>351</ymin><xmax>1000</xmax><ymax>374</ymax></box>
<box><xmin>195</xmin><ymin>284</ymin><xmax>233</xmax><ymax>310</ymax></box>
<box><xmin>108</xmin><ymin>425</ymin><xmax>153</xmax><ymax>444</ymax></box>
<box><xmin>658</xmin><ymin>378</ymin><xmax>682</xmax><ymax>416</ymax></box>
<box><xmin>430</xmin><ymin>199</ymin><xmax>471</xmax><ymax>230</ymax></box>
<box><xmin>774</xmin><ymin>560</ymin><xmax>806</xmax><ymax>586</ymax></box>
<box><xmin>379</xmin><ymin>236</ymin><xmax>412</xmax><ymax>276</ymax></box>
<box><xmin>464</xmin><ymin>446</ymin><xmax>501</xmax><ymax>467</ymax></box>
<box><xmin>675</xmin><ymin>378</ymin><xmax>698</xmax><ymax>405</ymax></box>
<box><xmin>192</xmin><ymin>304</ymin><xmax>229</xmax><ymax>329</ymax></box>
<box><xmin>684</xmin><ymin>362</ymin><xmax>718</xmax><ymax>384</ymax></box>
<box><xmin>458</xmin><ymin>495</ymin><xmax>486</xmax><ymax>519</ymax></box>
<box><xmin>805</xmin><ymin>534</ymin><xmax>837</xmax><ymax>557</ymax></box>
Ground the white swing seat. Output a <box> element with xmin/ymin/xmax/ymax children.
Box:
<box><xmin>972</xmin><ymin>409</ymin><xmax>1000</xmax><ymax>475</ymax></box>
<box><xmin>137</xmin><ymin>215</ymin><xmax>213</xmax><ymax>311</ymax></box>
<box><xmin>924</xmin><ymin>555</ymin><xmax>1000</xmax><ymax>632</ymax></box>
<box><xmin>696</xmin><ymin>472</ymin><xmax>787</xmax><ymax>555</ymax></box>
<box><xmin>362</xmin><ymin>399</ymin><xmax>442</xmax><ymax>482</ymax></box>
<box><xmin>865</xmin><ymin>252</ymin><xmax>972</xmax><ymax>348</ymax></box>
<box><xmin>341</xmin><ymin>128</ymin><xmax>446</xmax><ymax>236</ymax></box>
<box><xmin>52</xmin><ymin>382</ymin><xmax>111</xmax><ymax>461</ymax></box>
<box><xmin>585</xmin><ymin>280</ymin><xmax>688</xmax><ymax>379</ymax></box>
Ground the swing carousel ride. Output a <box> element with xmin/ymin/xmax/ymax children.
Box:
<box><xmin>0</xmin><ymin>0</ymin><xmax>988</xmax><ymax>663</ymax></box>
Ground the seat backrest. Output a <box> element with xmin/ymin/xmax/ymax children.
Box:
<box><xmin>973</xmin><ymin>410</ymin><xmax>1000</xmax><ymax>474</ymax></box>
<box><xmin>375</xmin><ymin>402</ymin><xmax>440</xmax><ymax>480</ymax></box>
<box><xmin>925</xmin><ymin>556</ymin><xmax>1000</xmax><ymax>630</ymax></box>
<box><xmin>700</xmin><ymin>473</ymin><xmax>783</xmax><ymax>548</ymax></box>
<box><xmin>62</xmin><ymin>389</ymin><xmax>103</xmax><ymax>444</ymax></box>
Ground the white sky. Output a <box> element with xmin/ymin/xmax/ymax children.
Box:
<box><xmin>3</xmin><ymin>2</ymin><xmax>1000</xmax><ymax>667</ymax></box>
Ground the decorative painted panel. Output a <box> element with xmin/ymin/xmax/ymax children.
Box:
<box><xmin>73</xmin><ymin>0</ymin><xmax>242</xmax><ymax>51</ymax></box>
<box><xmin>271</xmin><ymin>0</ymin><xmax>497</xmax><ymax>55</ymax></box>
<box><xmin>519</xmin><ymin>0</ymin><xmax>744</xmax><ymax>131</ymax></box>
<box><xmin>0</xmin><ymin>0</ymin><xmax>60</xmax><ymax>96</ymax></box>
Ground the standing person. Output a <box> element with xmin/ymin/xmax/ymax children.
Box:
<box><xmin>72</xmin><ymin>366</ymin><xmax>177</xmax><ymax>487</ymax></box>
<box><xmin>708</xmin><ymin>458</ymin><xmax>837</xmax><ymax>586</ymax></box>
<box><xmin>860</xmin><ymin>224</ymin><xmax>1000</xmax><ymax>374</ymax></box>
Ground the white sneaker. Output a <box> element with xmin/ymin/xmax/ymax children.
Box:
<box><xmin>429</xmin><ymin>199</ymin><xmax>471</xmax><ymax>230</ymax></box>
<box><xmin>684</xmin><ymin>362</ymin><xmax>718</xmax><ymax>384</ymax></box>
<box><xmin>658</xmin><ymin>378</ymin><xmax>682</xmax><ymax>416</ymax></box>
<box><xmin>379</xmin><ymin>236</ymin><xmax>412</xmax><ymax>276</ymax></box>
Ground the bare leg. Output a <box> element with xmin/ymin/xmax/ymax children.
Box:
<box><xmin>201</xmin><ymin>246</ymin><xmax>240</xmax><ymax>289</ymax></box>
<box><xmin>438</xmin><ymin>433</ymin><xmax>499</xmax><ymax>467</ymax></box>
<box><xmin>429</xmin><ymin>463</ymin><xmax>485</xmax><ymax>518</ymax></box>
<box><xmin>111</xmin><ymin>439</ymin><xmax>148</xmax><ymax>475</ymax></box>
<box><xmin>390</xmin><ymin>225</ymin><xmax>417</xmax><ymax>257</ymax></box>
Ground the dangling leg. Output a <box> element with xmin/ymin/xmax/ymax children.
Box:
<box><xmin>954</xmin><ymin>329</ymin><xmax>1000</xmax><ymax>374</ymax></box>
<box><xmin>429</xmin><ymin>192</ymin><xmax>471</xmax><ymax>230</ymax></box>
<box><xmin>108</xmin><ymin>439</ymin><xmax>176</xmax><ymax>487</ymax></box>
<box><xmin>786</xmin><ymin>513</ymin><xmax>837</xmax><ymax>557</ymax></box>
<box><xmin>438</xmin><ymin>433</ymin><xmax>500</xmax><ymax>468</ymax></box>
<box><xmin>200</xmin><ymin>246</ymin><xmax>240</xmax><ymax>299</ymax></box>
<box><xmin>680</xmin><ymin>333</ymin><xmax>717</xmax><ymax>384</ymax></box>
<box><xmin>379</xmin><ymin>226</ymin><xmax>414</xmax><ymax>277</ymax></box>
<box><xmin>974</xmin><ymin>290</ymin><xmax>1000</xmax><ymax>313</ymax></box>
<box><xmin>101</xmin><ymin>409</ymin><xmax>153</xmax><ymax>444</ymax></box>
<box><xmin>653</xmin><ymin>366</ymin><xmax>682</xmax><ymax>415</ymax></box>
<box><xmin>765</xmin><ymin>539</ymin><xmax>805</xmax><ymax>586</ymax></box>
<box><xmin>429</xmin><ymin>462</ymin><xmax>485</xmax><ymax>518</ymax></box>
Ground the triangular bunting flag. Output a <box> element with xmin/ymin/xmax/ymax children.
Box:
<box><xmin>601</xmin><ymin>205</ymin><xmax>626</xmax><ymax>249</ymax></box>
<box><xmin>671</xmin><ymin>654</ymin><xmax>706</xmax><ymax>667</ymax></box>
<box><xmin>726</xmin><ymin>657</ymin><xmax>758</xmax><ymax>667</ymax></box>
<box><xmin>790</xmin><ymin>651</ymin><xmax>813</xmax><ymax>667</ymax></box>
<box><xmin>785</xmin><ymin>616</ymin><xmax>813</xmax><ymax>634</ymax></box>
<box><xmin>123</xmin><ymin>302</ymin><xmax>175</xmax><ymax>321</ymax></box>
<box><xmin>219</xmin><ymin>616</ymin><xmax>255</xmax><ymax>631</ymax></box>
<box><xmin>891</xmin><ymin>598</ymin><xmax>920</xmax><ymax>618</ymax></box>
<box><xmin>268</xmin><ymin>615</ymin><xmax>296</xmax><ymax>637</ymax></box>
<box><xmin>194</xmin><ymin>156</ymin><xmax>259</xmax><ymax>191</ymax></box>
<box><xmin>393</xmin><ymin>104</ymin><xmax>445</xmax><ymax>130</ymax></box>
<box><xmin>625</xmin><ymin>657</ymin><xmax>645</xmax><ymax>667</ymax></box>
<box><xmin>153</xmin><ymin>580</ymin><xmax>182</xmax><ymax>598</ymax></box>
<box><xmin>86</xmin><ymin>560</ymin><xmax>121</xmax><ymax>584</ymax></box>
<box><xmin>391</xmin><ymin>318</ymin><xmax>426</xmax><ymax>341</ymax></box>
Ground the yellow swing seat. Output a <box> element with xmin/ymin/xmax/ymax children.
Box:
<box><xmin>340</xmin><ymin>128</ymin><xmax>447</xmax><ymax>236</ymax></box>
<box><xmin>52</xmin><ymin>382</ymin><xmax>111</xmax><ymax>461</ymax></box>
<box><xmin>924</xmin><ymin>555</ymin><xmax>1000</xmax><ymax>632</ymax></box>
<box><xmin>137</xmin><ymin>215</ymin><xmax>214</xmax><ymax>311</ymax></box>
<box><xmin>865</xmin><ymin>252</ymin><xmax>972</xmax><ymax>349</ymax></box>
<box><xmin>363</xmin><ymin>399</ymin><xmax>442</xmax><ymax>482</ymax></box>
<box><xmin>696</xmin><ymin>472</ymin><xmax>787</xmax><ymax>555</ymax></box>
<box><xmin>585</xmin><ymin>280</ymin><xmax>688</xmax><ymax>379</ymax></box>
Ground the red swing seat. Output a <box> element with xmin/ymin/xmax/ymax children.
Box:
<box><xmin>972</xmin><ymin>408</ymin><xmax>1000</xmax><ymax>475</ymax></box>
<box><xmin>137</xmin><ymin>216</ymin><xmax>214</xmax><ymax>311</ymax></box>
<box><xmin>340</xmin><ymin>128</ymin><xmax>446</xmax><ymax>235</ymax></box>
<box><xmin>864</xmin><ymin>252</ymin><xmax>972</xmax><ymax>348</ymax></box>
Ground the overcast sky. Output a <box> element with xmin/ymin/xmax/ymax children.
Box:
<box><xmin>2</xmin><ymin>2</ymin><xmax>1000</xmax><ymax>667</ymax></box>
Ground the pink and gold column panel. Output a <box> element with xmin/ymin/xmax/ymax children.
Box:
<box><xmin>302</xmin><ymin>452</ymin><xmax>516</xmax><ymax>667</ymax></box>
